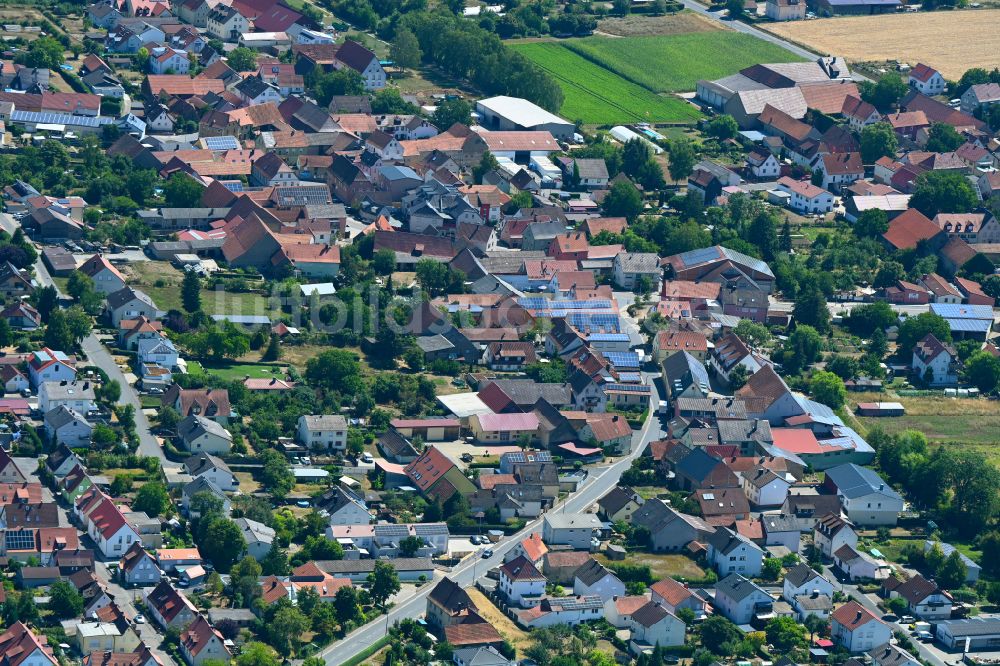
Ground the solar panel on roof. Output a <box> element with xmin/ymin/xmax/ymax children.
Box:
<box><xmin>679</xmin><ymin>246</ymin><xmax>723</xmax><ymax>267</ymax></box>
<box><xmin>604</xmin><ymin>352</ymin><xmax>640</xmax><ymax>368</ymax></box>
<box><xmin>6</xmin><ymin>530</ymin><xmax>35</xmax><ymax>551</ymax></box>
<box><xmin>11</xmin><ymin>110</ymin><xmax>111</xmax><ymax>127</ymax></box>
<box><xmin>606</xmin><ymin>383</ymin><xmax>651</xmax><ymax>393</ymax></box>
<box><xmin>203</xmin><ymin>135</ymin><xmax>240</xmax><ymax>150</ymax></box>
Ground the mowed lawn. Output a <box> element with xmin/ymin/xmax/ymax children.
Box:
<box><xmin>511</xmin><ymin>41</ymin><xmax>702</xmax><ymax>125</ymax></box>
<box><xmin>563</xmin><ymin>32</ymin><xmax>805</xmax><ymax>93</ymax></box>
<box><xmin>597</xmin><ymin>551</ymin><xmax>705</xmax><ymax>581</ymax></box>
<box><xmin>126</xmin><ymin>261</ymin><xmax>278</xmax><ymax>317</ymax></box>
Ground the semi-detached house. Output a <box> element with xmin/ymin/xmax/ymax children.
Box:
<box><xmin>777</xmin><ymin>177</ymin><xmax>834</xmax><ymax>213</ymax></box>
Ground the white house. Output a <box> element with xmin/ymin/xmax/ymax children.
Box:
<box><xmin>28</xmin><ymin>348</ymin><xmax>76</xmax><ymax>387</ymax></box>
<box><xmin>824</xmin><ymin>463</ymin><xmax>905</xmax><ymax>526</ymax></box>
<box><xmin>911</xmin><ymin>333</ymin><xmax>959</xmax><ymax>386</ymax></box>
<box><xmin>205</xmin><ymin>4</ymin><xmax>247</xmax><ymax>41</ymax></box>
<box><xmin>908</xmin><ymin>64</ymin><xmax>946</xmax><ymax>96</ymax></box>
<box><xmin>0</xmin><ymin>623</ymin><xmax>58</xmax><ymax>666</ymax></box>
<box><xmin>831</xmin><ymin>601</ymin><xmax>892</xmax><ymax>653</ymax></box>
<box><xmin>86</xmin><ymin>497</ymin><xmax>141</xmax><ymax>558</ymax></box>
<box><xmin>78</xmin><ymin>254</ymin><xmax>127</xmax><ymax>294</ymax></box>
<box><xmin>706</xmin><ymin>527</ymin><xmax>764</xmax><ymax>577</ymax></box>
<box><xmin>179</xmin><ymin>615</ymin><xmax>231</xmax><ymax>666</ymax></box>
<box><xmin>178</xmin><ymin>416</ymin><xmax>233</xmax><ymax>455</ymax></box>
<box><xmin>39</xmin><ymin>380</ymin><xmax>96</xmax><ymax>415</ymax></box>
<box><xmin>184</xmin><ymin>452</ymin><xmax>237</xmax><ymax>491</ymax></box>
<box><xmin>235</xmin><ymin>517</ymin><xmax>275</xmax><ymax>560</ymax></box>
<box><xmin>149</xmin><ymin>46</ymin><xmax>189</xmax><ymax>74</ymax></box>
<box><xmin>137</xmin><ymin>337</ymin><xmax>179</xmax><ymax>369</ymax></box>
<box><xmin>650</xmin><ymin>577</ymin><xmax>707</xmax><ymax>618</ymax></box>
<box><xmin>713</xmin><ymin>574</ymin><xmax>773</xmax><ymax>625</ymax></box>
<box><xmin>762</xmin><ymin>514</ymin><xmax>802</xmax><ymax>553</ymax></box>
<box><xmin>783</xmin><ymin>564</ymin><xmax>835</xmax><ymax>603</ymax></box>
<box><xmin>886</xmin><ymin>574</ymin><xmax>953</xmax><ymax>620</ymax></box>
<box><xmin>297</xmin><ymin>414</ymin><xmax>348</xmax><ymax>451</ymax></box>
<box><xmin>543</xmin><ymin>513</ymin><xmax>602</xmax><ymax>550</ymax></box>
<box><xmin>572</xmin><ymin>559</ymin><xmax>625</xmax><ymax>601</ymax></box>
<box><xmin>366</xmin><ymin>131</ymin><xmax>404</xmax><ymax>161</ymax></box>
<box><xmin>318</xmin><ymin>486</ymin><xmax>371</xmax><ymax>525</ymax></box>
<box><xmin>498</xmin><ymin>555</ymin><xmax>546</xmax><ymax>608</ymax></box>
<box><xmin>145</xmin><ymin>581</ymin><xmax>197</xmax><ymax>630</ymax></box>
<box><xmin>746</xmin><ymin>149</ymin><xmax>780</xmax><ymax>179</ymax></box>
<box><xmin>834</xmin><ymin>544</ymin><xmax>889</xmax><ymax>581</ymax></box>
<box><xmin>613</xmin><ymin>252</ymin><xmax>661</xmax><ymax>291</ymax></box>
<box><xmin>107</xmin><ymin>287</ymin><xmax>158</xmax><ymax>326</ymax></box>
<box><xmin>628</xmin><ymin>601</ymin><xmax>685</xmax><ymax>655</ymax></box>
<box><xmin>44</xmin><ymin>406</ymin><xmax>93</xmax><ymax>447</ymax></box>
<box><xmin>742</xmin><ymin>469</ymin><xmax>791</xmax><ymax>508</ymax></box>
<box><xmin>777</xmin><ymin>177</ymin><xmax>834</xmax><ymax>214</ymax></box>
<box><xmin>120</xmin><ymin>542</ymin><xmax>161</xmax><ymax>587</ymax></box>
<box><xmin>814</xmin><ymin>513</ymin><xmax>858</xmax><ymax>558</ymax></box>
<box><xmin>333</xmin><ymin>40</ymin><xmax>385</xmax><ymax>90</ymax></box>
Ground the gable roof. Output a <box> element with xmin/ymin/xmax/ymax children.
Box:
<box><xmin>832</xmin><ymin>600</ymin><xmax>882</xmax><ymax>630</ymax></box>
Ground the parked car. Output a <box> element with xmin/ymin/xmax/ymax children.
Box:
<box><xmin>481</xmin><ymin>549</ymin><xmax>494</xmax><ymax>559</ymax></box>
<box><xmin>134</xmin><ymin>614</ymin><xmax>145</xmax><ymax>624</ymax></box>
<box><xmin>916</xmin><ymin>631</ymin><xmax>933</xmax><ymax>642</ymax></box>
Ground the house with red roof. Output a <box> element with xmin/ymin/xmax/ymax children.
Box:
<box><xmin>498</xmin><ymin>555</ymin><xmax>546</xmax><ymax>608</ymax></box>
<box><xmin>79</xmin><ymin>254</ymin><xmax>127</xmax><ymax>294</ymax></box>
<box><xmin>881</xmin><ymin>208</ymin><xmax>945</xmax><ymax>251</ymax></box>
<box><xmin>912</xmin><ymin>333</ymin><xmax>959</xmax><ymax>386</ymax></box>
<box><xmin>28</xmin><ymin>348</ymin><xmax>76</xmax><ymax>388</ymax></box>
<box><xmin>179</xmin><ymin>615</ymin><xmax>230</xmax><ymax>666</ymax></box>
<box><xmin>883</xmin><ymin>279</ymin><xmax>929</xmax><ymax>305</ymax></box>
<box><xmin>403</xmin><ymin>446</ymin><xmax>476</xmax><ymax>501</ymax></box>
<box><xmin>955</xmin><ymin>276</ymin><xmax>996</xmax><ymax>307</ymax></box>
<box><xmin>776</xmin><ymin>177</ymin><xmax>834</xmax><ymax>213</ymax></box>
<box><xmin>83</xmin><ymin>494</ymin><xmax>142</xmax><ymax>558</ymax></box>
<box><xmin>908</xmin><ymin>64</ymin><xmax>945</xmax><ymax>96</ymax></box>
<box><xmin>831</xmin><ymin>601</ymin><xmax>891</xmax><ymax>652</ymax></box>
<box><xmin>144</xmin><ymin>581</ymin><xmax>197</xmax><ymax>630</ymax></box>
<box><xmin>0</xmin><ymin>622</ymin><xmax>57</xmax><ymax>666</ymax></box>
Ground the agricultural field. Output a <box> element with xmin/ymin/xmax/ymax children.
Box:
<box><xmin>762</xmin><ymin>9</ymin><xmax>1000</xmax><ymax>79</ymax></box>
<box><xmin>851</xmin><ymin>392</ymin><xmax>1000</xmax><ymax>466</ymax></box>
<box><xmin>511</xmin><ymin>41</ymin><xmax>702</xmax><ymax>125</ymax></box>
<box><xmin>563</xmin><ymin>32</ymin><xmax>805</xmax><ymax>93</ymax></box>
<box><xmin>596</xmin><ymin>10</ymin><xmax>724</xmax><ymax>36</ymax></box>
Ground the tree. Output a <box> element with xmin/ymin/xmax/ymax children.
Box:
<box><xmin>782</xmin><ymin>325</ymin><xmax>823</xmax><ymax>374</ymax></box>
<box><xmin>159</xmin><ymin>406</ymin><xmax>180</xmax><ymax>432</ymax></box>
<box><xmin>236</xmin><ymin>643</ymin><xmax>279</xmax><ymax>666</ymax></box>
<box><xmin>937</xmin><ymin>550</ymin><xmax>968</xmax><ymax>589</ymax></box>
<box><xmin>133</xmin><ymin>482</ymin><xmax>170</xmax><ymax>517</ymax></box>
<box><xmin>810</xmin><ymin>370</ymin><xmax>847</xmax><ymax>409</ymax></box>
<box><xmin>35</xmin><ymin>285</ymin><xmax>58</xmax><ymax>323</ymax></box>
<box><xmin>182</xmin><ymin>270</ymin><xmax>201</xmax><ymax>313</ymax></box>
<box><xmin>699</xmin><ymin>615</ymin><xmax>740</xmax><ymax>654</ymax></box>
<box><xmin>373</xmin><ymin>249</ymin><xmax>396</xmax><ymax>275</ymax></box>
<box><xmin>707</xmin><ymin>114</ymin><xmax>739</xmax><ymax>140</ymax></box>
<box><xmin>415</xmin><ymin>258</ymin><xmax>463</xmax><ymax>296</ymax></box>
<box><xmin>602</xmin><ymin>181</ymin><xmax>644</xmax><ymax>219</ymax></box>
<box><xmin>897</xmin><ymin>312</ymin><xmax>951</xmax><ymax>355</ymax></box>
<box><xmin>827</xmin><ymin>355</ymin><xmax>860</xmax><ymax>380</ymax></box>
<box><xmin>230</xmin><ymin>556</ymin><xmax>263</xmax><ymax>606</ymax></box>
<box><xmin>726</xmin><ymin>0</ymin><xmax>745</xmax><ymax>18</ymax></box>
<box><xmin>164</xmin><ymin>172</ymin><xmax>204</xmax><ymax>207</ymax></box>
<box><xmin>262</xmin><ymin>334</ymin><xmax>281</xmax><ymax>362</ymax></box>
<box><xmin>432</xmin><ymin>98</ymin><xmax>472</xmax><ymax>130</ymax></box>
<box><xmin>398</xmin><ymin>535</ymin><xmax>424</xmax><ymax>557</ymax></box>
<box><xmin>199</xmin><ymin>517</ymin><xmax>247</xmax><ymax>573</ymax></box>
<box><xmin>100</xmin><ymin>379</ymin><xmax>122</xmax><ymax>404</ymax></box>
<box><xmin>792</xmin><ymin>281</ymin><xmax>830</xmax><ymax>334</ymax></box>
<box><xmin>860</xmin><ymin>122</ymin><xmax>899</xmax><ymax>164</ymax></box>
<box><xmin>311</xmin><ymin>69</ymin><xmax>364</xmax><ymax>106</ymax></box>
<box><xmin>728</xmin><ymin>364</ymin><xmax>750</xmax><ymax>390</ymax></box>
<box><xmin>44</xmin><ymin>308</ymin><xmax>74</xmax><ymax>351</ymax></box>
<box><xmin>862</xmin><ymin>73</ymin><xmax>908</xmax><ymax>112</ymax></box>
<box><xmin>16</xmin><ymin>36</ymin><xmax>64</xmax><ymax>69</ymax></box>
<box><xmin>47</xmin><ymin>580</ymin><xmax>84</xmax><ymax>619</ymax></box>
<box><xmin>473</xmin><ymin>151</ymin><xmax>499</xmax><ymax>185</ymax></box>
<box><xmin>964</xmin><ymin>350</ymin><xmax>1000</xmax><ymax>393</ymax></box>
<box><xmin>368</xmin><ymin>560</ymin><xmax>401</xmax><ymax>610</ymax></box>
<box><xmin>390</xmin><ymin>28</ymin><xmax>422</xmax><ymax>69</ymax></box>
<box><xmin>910</xmin><ymin>170</ymin><xmax>979</xmax><ymax>218</ymax></box>
<box><xmin>260</xmin><ymin>543</ymin><xmax>289</xmax><ymax>576</ymax></box>
<box><xmin>845</xmin><ymin>300</ymin><xmax>897</xmax><ymax>337</ymax></box>
<box><xmin>734</xmin><ymin>320</ymin><xmax>771</xmax><ymax>346</ymax></box>
<box><xmin>371</xmin><ymin>88</ymin><xmax>417</xmax><ymax>115</ymax></box>
<box><xmin>925</xmin><ymin>122</ymin><xmax>964</xmax><ymax>152</ymax></box>
<box><xmin>227</xmin><ymin>47</ymin><xmax>258</xmax><ymax>72</ymax></box>
<box><xmin>110</xmin><ymin>474</ymin><xmax>131</xmax><ymax>496</ymax></box>
<box><xmin>779</xmin><ymin>219</ymin><xmax>792</xmax><ymax>252</ymax></box>
<box><xmin>853</xmin><ymin>208</ymin><xmax>889</xmax><ymax>238</ymax></box>
<box><xmin>765</xmin><ymin>616</ymin><xmax>805</xmax><ymax>653</ymax></box>
<box><xmin>668</xmin><ymin>139</ymin><xmax>696</xmax><ymax>182</ymax></box>
<box><xmin>761</xmin><ymin>557</ymin><xmax>783</xmax><ymax>581</ymax></box>
<box><xmin>334</xmin><ymin>585</ymin><xmax>363</xmax><ymax>627</ymax></box>
<box><xmin>268</xmin><ymin>604</ymin><xmax>311</xmax><ymax>654</ymax></box>
<box><xmin>306</xmin><ymin>349</ymin><xmax>363</xmax><ymax>393</ymax></box>
<box><xmin>260</xmin><ymin>449</ymin><xmax>295</xmax><ymax>498</ymax></box>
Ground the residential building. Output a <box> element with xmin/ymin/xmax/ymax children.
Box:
<box><xmin>572</xmin><ymin>559</ymin><xmax>625</xmax><ymax>601</ymax></box>
<box><xmin>713</xmin><ymin>574</ymin><xmax>773</xmax><ymax>624</ymax></box>
<box><xmin>297</xmin><ymin>414</ymin><xmax>348</xmax><ymax>451</ymax></box>
<box><xmin>498</xmin><ymin>555</ymin><xmax>546</xmax><ymax>608</ymax></box>
<box><xmin>542</xmin><ymin>513</ymin><xmax>602</xmax><ymax>550</ymax></box>
<box><xmin>39</xmin><ymin>380</ymin><xmax>96</xmax><ymax>415</ymax></box>
<box><xmin>179</xmin><ymin>615</ymin><xmax>230</xmax><ymax>666</ymax></box>
<box><xmin>183</xmin><ymin>453</ymin><xmax>238</xmax><ymax>491</ymax></box>
<box><xmin>119</xmin><ymin>543</ymin><xmax>161</xmax><ymax>587</ymax></box>
<box><xmin>628</xmin><ymin>602</ymin><xmax>685</xmax><ymax>655</ymax></box>
<box><xmin>706</xmin><ymin>527</ymin><xmax>765</xmax><ymax>577</ymax></box>
<box><xmin>823</xmin><ymin>463</ymin><xmax>904</xmax><ymax>526</ymax></box>
<box><xmin>884</xmin><ymin>574</ymin><xmax>953</xmax><ymax>620</ymax></box>
<box><xmin>911</xmin><ymin>333</ymin><xmax>959</xmax><ymax>386</ymax></box>
<box><xmin>814</xmin><ymin>513</ymin><xmax>858</xmax><ymax>558</ymax></box>
<box><xmin>235</xmin><ymin>518</ymin><xmax>275</xmax><ymax>560</ymax></box>
<box><xmin>908</xmin><ymin>64</ymin><xmax>946</xmax><ymax>96</ymax></box>
<box><xmin>831</xmin><ymin>601</ymin><xmax>892</xmax><ymax>652</ymax></box>
<box><xmin>177</xmin><ymin>416</ymin><xmax>232</xmax><ymax>455</ymax></box>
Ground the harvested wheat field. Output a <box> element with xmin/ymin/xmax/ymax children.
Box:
<box><xmin>597</xmin><ymin>10</ymin><xmax>723</xmax><ymax>36</ymax></box>
<box><xmin>763</xmin><ymin>9</ymin><xmax>1000</xmax><ymax>79</ymax></box>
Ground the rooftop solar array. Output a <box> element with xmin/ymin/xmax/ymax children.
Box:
<box><xmin>604</xmin><ymin>352</ymin><xmax>641</xmax><ymax>368</ymax></box>
<box><xmin>501</xmin><ymin>451</ymin><xmax>552</xmax><ymax>464</ymax></box>
<box><xmin>6</xmin><ymin>529</ymin><xmax>35</xmax><ymax>551</ymax></box>
<box><xmin>203</xmin><ymin>135</ymin><xmax>241</xmax><ymax>150</ymax></box>
<box><xmin>11</xmin><ymin>110</ymin><xmax>112</xmax><ymax>127</ymax></box>
<box><xmin>413</xmin><ymin>524</ymin><xmax>448</xmax><ymax>536</ymax></box>
<box><xmin>374</xmin><ymin>524</ymin><xmax>409</xmax><ymax>538</ymax></box>
<box><xmin>221</xmin><ymin>181</ymin><xmax>244</xmax><ymax>192</ymax></box>
<box><xmin>518</xmin><ymin>298</ymin><xmax>615</xmax><ymax>311</ymax></box>
<box><xmin>550</xmin><ymin>596</ymin><xmax>604</xmax><ymax>610</ymax></box>
<box><xmin>569</xmin><ymin>313</ymin><xmax>621</xmax><ymax>332</ymax></box>
<box><xmin>605</xmin><ymin>383</ymin><xmax>651</xmax><ymax>393</ymax></box>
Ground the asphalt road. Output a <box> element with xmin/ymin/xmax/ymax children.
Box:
<box><xmin>21</xmin><ymin>216</ymin><xmax>169</xmax><ymax>466</ymax></box>
<box><xmin>317</xmin><ymin>375</ymin><xmax>666</xmax><ymax>664</ymax></box>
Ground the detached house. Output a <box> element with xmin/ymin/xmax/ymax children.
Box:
<box><xmin>628</xmin><ymin>602</ymin><xmax>685</xmax><ymax>655</ymax></box>
<box><xmin>184</xmin><ymin>452</ymin><xmax>238</xmax><ymax>491</ymax></box>
<box><xmin>706</xmin><ymin>526</ymin><xmax>765</xmax><ymax>577</ymax></box>
<box><xmin>178</xmin><ymin>416</ymin><xmax>232</xmax><ymax>455</ymax></box>
<box><xmin>78</xmin><ymin>254</ymin><xmax>127</xmax><ymax>294</ymax></box>
<box><xmin>145</xmin><ymin>581</ymin><xmax>197</xmax><ymax>630</ymax></box>
<box><xmin>119</xmin><ymin>542</ymin><xmax>161</xmax><ymax>587</ymax></box>
<box><xmin>713</xmin><ymin>573</ymin><xmax>773</xmax><ymax>624</ymax></box>
<box><xmin>180</xmin><ymin>615</ymin><xmax>231</xmax><ymax>666</ymax></box>
<box><xmin>572</xmin><ymin>559</ymin><xmax>625</xmax><ymax>601</ymax></box>
<box><xmin>28</xmin><ymin>348</ymin><xmax>76</xmax><ymax>387</ymax></box>
<box><xmin>811</xmin><ymin>152</ymin><xmax>863</xmax><ymax>192</ymax></box>
<box><xmin>332</xmin><ymin>40</ymin><xmax>385</xmax><ymax>90</ymax></box>
<box><xmin>883</xmin><ymin>574</ymin><xmax>953</xmax><ymax>620</ymax></box>
<box><xmin>814</xmin><ymin>512</ymin><xmax>858</xmax><ymax>558</ymax></box>
<box><xmin>498</xmin><ymin>555</ymin><xmax>546</xmax><ymax>608</ymax></box>
<box><xmin>206</xmin><ymin>4</ymin><xmax>247</xmax><ymax>41</ymax></box>
<box><xmin>824</xmin><ymin>463</ymin><xmax>904</xmax><ymax>526</ymax></box>
<box><xmin>0</xmin><ymin>622</ymin><xmax>57</xmax><ymax>666</ymax></box>
<box><xmin>777</xmin><ymin>177</ymin><xmax>834</xmax><ymax>213</ymax></box>
<box><xmin>912</xmin><ymin>333</ymin><xmax>959</xmax><ymax>386</ymax></box>
<box><xmin>106</xmin><ymin>287</ymin><xmax>158</xmax><ymax>326</ymax></box>
<box><xmin>908</xmin><ymin>64</ymin><xmax>946</xmax><ymax>96</ymax></box>
<box><xmin>297</xmin><ymin>414</ymin><xmax>348</xmax><ymax>451</ymax></box>
<box><xmin>745</xmin><ymin>149</ymin><xmax>780</xmax><ymax>179</ymax></box>
<box><xmin>831</xmin><ymin>601</ymin><xmax>892</xmax><ymax>653</ymax></box>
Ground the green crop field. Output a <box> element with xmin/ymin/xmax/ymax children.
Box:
<box><xmin>563</xmin><ymin>32</ymin><xmax>805</xmax><ymax>93</ymax></box>
<box><xmin>511</xmin><ymin>41</ymin><xmax>702</xmax><ymax>125</ymax></box>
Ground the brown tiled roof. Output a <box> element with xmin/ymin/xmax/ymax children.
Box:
<box><xmin>832</xmin><ymin>600</ymin><xmax>881</xmax><ymax>630</ymax></box>
<box><xmin>147</xmin><ymin>75</ymin><xmax>225</xmax><ymax>97</ymax></box>
<box><xmin>882</xmin><ymin>208</ymin><xmax>940</xmax><ymax>250</ymax></box>
<box><xmin>650</xmin><ymin>576</ymin><xmax>694</xmax><ymax>607</ymax></box>
<box><xmin>800</xmin><ymin>81</ymin><xmax>860</xmax><ymax>115</ymax></box>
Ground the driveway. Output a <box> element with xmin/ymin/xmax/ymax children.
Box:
<box><xmin>94</xmin><ymin>562</ymin><xmax>179</xmax><ymax>666</ymax></box>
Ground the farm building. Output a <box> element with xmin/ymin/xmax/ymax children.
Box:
<box><xmin>855</xmin><ymin>402</ymin><xmax>904</xmax><ymax>417</ymax></box>
<box><xmin>475</xmin><ymin>96</ymin><xmax>575</xmax><ymax>140</ymax></box>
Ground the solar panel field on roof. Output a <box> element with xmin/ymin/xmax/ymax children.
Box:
<box><xmin>518</xmin><ymin>297</ymin><xmax>615</xmax><ymax>311</ymax></box>
<box><xmin>604</xmin><ymin>351</ymin><xmax>641</xmax><ymax>368</ymax></box>
<box><xmin>570</xmin><ymin>313</ymin><xmax>622</xmax><ymax>332</ymax></box>
<box><xmin>6</xmin><ymin>530</ymin><xmax>34</xmax><ymax>551</ymax></box>
<box><xmin>203</xmin><ymin>135</ymin><xmax>240</xmax><ymax>150</ymax></box>
<box><xmin>221</xmin><ymin>181</ymin><xmax>244</xmax><ymax>192</ymax></box>
<box><xmin>11</xmin><ymin>110</ymin><xmax>112</xmax><ymax>127</ymax></box>
<box><xmin>606</xmin><ymin>383</ymin><xmax>651</xmax><ymax>393</ymax></box>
